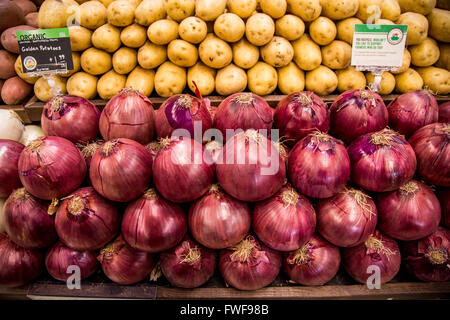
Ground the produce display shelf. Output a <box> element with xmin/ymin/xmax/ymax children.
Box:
<box><xmin>0</xmin><ymin>103</ymin><xmax>32</xmax><ymax>124</ymax></box>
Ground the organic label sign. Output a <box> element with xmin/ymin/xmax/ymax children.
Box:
<box><xmin>16</xmin><ymin>28</ymin><xmax>73</xmax><ymax>76</ymax></box>
<box><xmin>351</xmin><ymin>24</ymin><xmax>408</xmax><ymax>71</ymax></box>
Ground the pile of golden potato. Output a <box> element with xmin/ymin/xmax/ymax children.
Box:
<box><xmin>27</xmin><ymin>0</ymin><xmax>450</xmax><ymax>101</ymax></box>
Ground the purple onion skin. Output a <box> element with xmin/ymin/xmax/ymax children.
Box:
<box><xmin>0</xmin><ymin>139</ymin><xmax>24</xmax><ymax>197</ymax></box>
<box><xmin>348</xmin><ymin>130</ymin><xmax>417</xmax><ymax>192</ymax></box>
<box><xmin>343</xmin><ymin>231</ymin><xmax>401</xmax><ymax>284</ymax></box>
<box><xmin>41</xmin><ymin>95</ymin><xmax>101</xmax><ymax>144</ymax></box>
<box><xmin>4</xmin><ymin>188</ymin><xmax>57</xmax><ymax>249</ymax></box>
<box><xmin>253</xmin><ymin>186</ymin><xmax>316</xmax><ymax>252</ymax></box>
<box><xmin>408</xmin><ymin>123</ymin><xmax>450</xmax><ymax>187</ymax></box>
<box><xmin>160</xmin><ymin>236</ymin><xmax>217</xmax><ymax>288</ymax></box>
<box><xmin>438</xmin><ymin>101</ymin><xmax>450</xmax><ymax>123</ymax></box>
<box><xmin>18</xmin><ymin>136</ymin><xmax>87</xmax><ymax>200</ymax></box>
<box><xmin>330</xmin><ymin>89</ymin><xmax>388</xmax><ymax>144</ymax></box>
<box><xmin>283</xmin><ymin>234</ymin><xmax>341</xmax><ymax>286</ymax></box>
<box><xmin>437</xmin><ymin>188</ymin><xmax>450</xmax><ymax>228</ymax></box>
<box><xmin>288</xmin><ymin>133</ymin><xmax>350</xmax><ymax>199</ymax></box>
<box><xmin>274</xmin><ymin>91</ymin><xmax>330</xmax><ymax>146</ymax></box>
<box><xmin>55</xmin><ymin>187</ymin><xmax>120</xmax><ymax>251</ymax></box>
<box><xmin>45</xmin><ymin>241</ymin><xmax>99</xmax><ymax>282</ymax></box>
<box><xmin>0</xmin><ymin>233</ymin><xmax>43</xmax><ymax>288</ymax></box>
<box><xmin>402</xmin><ymin>227</ymin><xmax>450</xmax><ymax>282</ymax></box>
<box><xmin>387</xmin><ymin>90</ymin><xmax>439</xmax><ymax>138</ymax></box>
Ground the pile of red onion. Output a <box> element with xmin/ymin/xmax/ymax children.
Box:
<box><xmin>0</xmin><ymin>139</ymin><xmax>24</xmax><ymax>197</ymax></box>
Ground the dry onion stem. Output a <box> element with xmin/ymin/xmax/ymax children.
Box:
<box><xmin>399</xmin><ymin>181</ymin><xmax>420</xmax><ymax>196</ymax></box>
<box><xmin>296</xmin><ymin>92</ymin><xmax>313</xmax><ymax>105</ymax></box>
<box><xmin>281</xmin><ymin>188</ymin><xmax>299</xmax><ymax>207</ymax></box>
<box><xmin>370</xmin><ymin>129</ymin><xmax>400</xmax><ymax>146</ymax></box>
<box><xmin>68</xmin><ymin>196</ymin><xmax>84</xmax><ymax>215</ymax></box>
<box><xmin>230</xmin><ymin>236</ymin><xmax>257</xmax><ymax>262</ymax></box>
<box><xmin>244</xmin><ymin>129</ymin><xmax>262</xmax><ymax>144</ymax></box>
<box><xmin>49</xmin><ymin>96</ymin><xmax>64</xmax><ymax>115</ymax></box>
<box><xmin>47</xmin><ymin>198</ymin><xmax>60</xmax><ymax>215</ymax></box>
<box><xmin>365</xmin><ymin>236</ymin><xmax>394</xmax><ymax>256</ymax></box>
<box><xmin>177</xmin><ymin>95</ymin><xmax>193</xmax><ymax>108</ymax></box>
<box><xmin>288</xmin><ymin>242</ymin><xmax>312</xmax><ymax>265</ymax></box>
<box><xmin>345</xmin><ymin>188</ymin><xmax>375</xmax><ymax>218</ymax></box>
<box><xmin>26</xmin><ymin>138</ymin><xmax>43</xmax><ymax>151</ymax></box>
<box><xmin>159</xmin><ymin>137</ymin><xmax>172</xmax><ymax>149</ymax></box>
<box><xmin>79</xmin><ymin>141</ymin><xmax>103</xmax><ymax>159</ymax></box>
<box><xmin>101</xmin><ymin>140</ymin><xmax>118</xmax><ymax>156</ymax></box>
<box><xmin>149</xmin><ymin>261</ymin><xmax>162</xmax><ymax>281</ymax></box>
<box><xmin>425</xmin><ymin>248</ymin><xmax>448</xmax><ymax>265</ymax></box>
<box><xmin>144</xmin><ymin>188</ymin><xmax>158</xmax><ymax>198</ymax></box>
<box><xmin>180</xmin><ymin>243</ymin><xmax>201</xmax><ymax>264</ymax></box>
<box><xmin>232</xmin><ymin>93</ymin><xmax>253</xmax><ymax>104</ymax></box>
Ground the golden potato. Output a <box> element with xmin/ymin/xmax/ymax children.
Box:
<box><xmin>166</xmin><ymin>0</ymin><xmax>194</xmax><ymax>22</ymax></box>
<box><xmin>214</xmin><ymin>13</ymin><xmax>245</xmax><ymax>43</ymax></box>
<box><xmin>61</xmin><ymin>52</ymin><xmax>81</xmax><ymax>77</ymax></box>
<box><xmin>227</xmin><ymin>0</ymin><xmax>257</xmax><ymax>18</ymax></box>
<box><xmin>416</xmin><ymin>67</ymin><xmax>450</xmax><ymax>95</ymax></box>
<box><xmin>148</xmin><ymin>19</ymin><xmax>179</xmax><ymax>45</ymax></box>
<box><xmin>69</xmin><ymin>26</ymin><xmax>92</xmax><ymax>51</ymax></box>
<box><xmin>260</xmin><ymin>0</ymin><xmax>287</xmax><ymax>19</ymax></box>
<box><xmin>195</xmin><ymin>0</ymin><xmax>227</xmax><ymax>21</ymax></box>
<box><xmin>396</xmin><ymin>12</ymin><xmax>428</xmax><ymax>45</ymax></box>
<box><xmin>137</xmin><ymin>41</ymin><xmax>167</xmax><ymax>69</ymax></box>
<box><xmin>427</xmin><ymin>8</ymin><xmax>450</xmax><ymax>43</ymax></box>
<box><xmin>321</xmin><ymin>40</ymin><xmax>352</xmax><ymax>70</ymax></box>
<box><xmin>381</xmin><ymin>0</ymin><xmax>400</xmax><ymax>21</ymax></box>
<box><xmin>336</xmin><ymin>18</ymin><xmax>363</xmax><ymax>45</ymax></box>
<box><xmin>277</xmin><ymin>62</ymin><xmax>305</xmax><ymax>94</ymax></box>
<box><xmin>67</xmin><ymin>72</ymin><xmax>98</xmax><ymax>99</ymax></box>
<box><xmin>232</xmin><ymin>38</ymin><xmax>259</xmax><ymax>69</ymax></box>
<box><xmin>120</xmin><ymin>24</ymin><xmax>147</xmax><ymax>48</ymax></box>
<box><xmin>392</xmin><ymin>49</ymin><xmax>411</xmax><ymax>74</ymax></box>
<box><xmin>215</xmin><ymin>64</ymin><xmax>247</xmax><ymax>95</ymax></box>
<box><xmin>260</xmin><ymin>36</ymin><xmax>294</xmax><ymax>67</ymax></box>
<box><xmin>365</xmin><ymin>71</ymin><xmax>395</xmax><ymax>95</ymax></box>
<box><xmin>356</xmin><ymin>0</ymin><xmax>382</xmax><ymax>23</ymax></box>
<box><xmin>199</xmin><ymin>34</ymin><xmax>232</xmax><ymax>69</ymax></box>
<box><xmin>245</xmin><ymin>13</ymin><xmax>275</xmax><ymax>46</ymax></box>
<box><xmin>247</xmin><ymin>61</ymin><xmax>278</xmax><ymax>95</ymax></box>
<box><xmin>91</xmin><ymin>24</ymin><xmax>121</xmax><ymax>53</ymax></box>
<box><xmin>305</xmin><ymin>65</ymin><xmax>338</xmax><ymax>96</ymax></box>
<box><xmin>134</xmin><ymin>0</ymin><xmax>166</xmax><ymax>26</ymax></box>
<box><xmin>275</xmin><ymin>14</ymin><xmax>305</xmax><ymax>41</ymax></box>
<box><xmin>107</xmin><ymin>0</ymin><xmax>136</xmax><ymax>27</ymax></box>
<box><xmin>96</xmin><ymin>0</ymin><xmax>114</xmax><ymax>8</ymax></box>
<box><xmin>79</xmin><ymin>1</ymin><xmax>107</xmax><ymax>29</ymax></box>
<box><xmin>112</xmin><ymin>47</ymin><xmax>137</xmax><ymax>74</ymax></box>
<box><xmin>38</xmin><ymin>0</ymin><xmax>79</xmax><ymax>28</ymax></box>
<box><xmin>14</xmin><ymin>56</ymin><xmax>39</xmax><ymax>84</ymax></box>
<box><xmin>320</xmin><ymin>0</ymin><xmax>359</xmax><ymax>20</ymax></box>
<box><xmin>126</xmin><ymin>67</ymin><xmax>155</xmax><ymax>96</ymax></box>
<box><xmin>168</xmin><ymin>39</ymin><xmax>198</xmax><ymax>67</ymax></box>
<box><xmin>436</xmin><ymin>43</ymin><xmax>450</xmax><ymax>70</ymax></box>
<box><xmin>81</xmin><ymin>48</ymin><xmax>112</xmax><ymax>75</ymax></box>
<box><xmin>187</xmin><ymin>62</ymin><xmax>216</xmax><ymax>96</ymax></box>
<box><xmin>292</xmin><ymin>34</ymin><xmax>322</xmax><ymax>71</ymax></box>
<box><xmin>287</xmin><ymin>0</ymin><xmax>321</xmax><ymax>22</ymax></box>
<box><xmin>309</xmin><ymin>16</ymin><xmax>337</xmax><ymax>45</ymax></box>
<box><xmin>154</xmin><ymin>61</ymin><xmax>186</xmax><ymax>97</ymax></box>
<box><xmin>398</xmin><ymin>0</ymin><xmax>436</xmax><ymax>15</ymax></box>
<box><xmin>34</xmin><ymin>76</ymin><xmax>67</xmax><ymax>102</ymax></box>
<box><xmin>97</xmin><ymin>70</ymin><xmax>127</xmax><ymax>99</ymax></box>
<box><xmin>395</xmin><ymin>68</ymin><xmax>424</xmax><ymax>93</ymax></box>
<box><xmin>179</xmin><ymin>17</ymin><xmax>207</xmax><ymax>44</ymax></box>
<box><xmin>336</xmin><ymin>67</ymin><xmax>366</xmax><ymax>92</ymax></box>
<box><xmin>410</xmin><ymin>38</ymin><xmax>440</xmax><ymax>67</ymax></box>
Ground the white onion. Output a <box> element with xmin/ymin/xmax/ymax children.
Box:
<box><xmin>0</xmin><ymin>198</ymin><xmax>5</xmax><ymax>233</ymax></box>
<box><xmin>0</xmin><ymin>110</ymin><xmax>24</xmax><ymax>141</ymax></box>
<box><xmin>19</xmin><ymin>125</ymin><xmax>45</xmax><ymax>146</ymax></box>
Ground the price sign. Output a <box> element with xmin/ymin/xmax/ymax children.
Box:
<box><xmin>16</xmin><ymin>28</ymin><xmax>73</xmax><ymax>76</ymax></box>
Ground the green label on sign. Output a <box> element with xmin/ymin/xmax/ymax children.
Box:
<box><xmin>16</xmin><ymin>28</ymin><xmax>70</xmax><ymax>41</ymax></box>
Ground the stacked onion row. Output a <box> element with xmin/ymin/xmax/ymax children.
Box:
<box><xmin>0</xmin><ymin>87</ymin><xmax>449</xmax><ymax>290</ymax></box>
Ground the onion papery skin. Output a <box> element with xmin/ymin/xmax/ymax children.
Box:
<box><xmin>204</xmin><ymin>140</ymin><xmax>223</xmax><ymax>166</ymax></box>
<box><xmin>216</xmin><ymin>129</ymin><xmax>286</xmax><ymax>202</ymax></box>
<box><xmin>155</xmin><ymin>94</ymin><xmax>212</xmax><ymax>141</ymax></box>
<box><xmin>153</xmin><ymin>137</ymin><xmax>214</xmax><ymax>203</ymax></box>
<box><xmin>288</xmin><ymin>132</ymin><xmax>350</xmax><ymax>199</ymax></box>
<box><xmin>317</xmin><ymin>188</ymin><xmax>377</xmax><ymax>247</ymax></box>
<box><xmin>99</xmin><ymin>88</ymin><xmax>155</xmax><ymax>145</ymax></box>
<box><xmin>146</xmin><ymin>141</ymin><xmax>163</xmax><ymax>161</ymax></box>
<box><xmin>4</xmin><ymin>188</ymin><xmax>57</xmax><ymax>249</ymax></box>
<box><xmin>283</xmin><ymin>234</ymin><xmax>340</xmax><ymax>286</ymax></box>
<box><xmin>402</xmin><ymin>227</ymin><xmax>450</xmax><ymax>282</ymax></box>
<box><xmin>219</xmin><ymin>236</ymin><xmax>282</xmax><ymax>291</ymax></box>
<box><xmin>408</xmin><ymin>123</ymin><xmax>450</xmax><ymax>187</ymax></box>
<box><xmin>41</xmin><ymin>95</ymin><xmax>101</xmax><ymax>144</ymax></box>
<box><xmin>98</xmin><ymin>235</ymin><xmax>154</xmax><ymax>285</ymax></box>
<box><xmin>437</xmin><ymin>188</ymin><xmax>450</xmax><ymax>228</ymax></box>
<box><xmin>160</xmin><ymin>236</ymin><xmax>217</xmax><ymax>288</ymax></box>
<box><xmin>347</xmin><ymin>129</ymin><xmax>417</xmax><ymax>192</ymax></box>
<box><xmin>19</xmin><ymin>125</ymin><xmax>45</xmax><ymax>146</ymax></box>
<box><xmin>274</xmin><ymin>91</ymin><xmax>329</xmax><ymax>146</ymax></box>
<box><xmin>188</xmin><ymin>185</ymin><xmax>251</xmax><ymax>249</ymax></box>
<box><xmin>79</xmin><ymin>140</ymin><xmax>103</xmax><ymax>172</ymax></box>
<box><xmin>45</xmin><ymin>241</ymin><xmax>98</xmax><ymax>282</ymax></box>
<box><xmin>329</xmin><ymin>89</ymin><xmax>388</xmax><ymax>144</ymax></box>
<box><xmin>0</xmin><ymin>139</ymin><xmax>24</xmax><ymax>197</ymax></box>
<box><xmin>18</xmin><ymin>136</ymin><xmax>86</xmax><ymax>200</ymax></box>
<box><xmin>89</xmin><ymin>138</ymin><xmax>153</xmax><ymax>202</ymax></box>
<box><xmin>253</xmin><ymin>186</ymin><xmax>316</xmax><ymax>251</ymax></box>
<box><xmin>439</xmin><ymin>101</ymin><xmax>450</xmax><ymax>123</ymax></box>
<box><xmin>387</xmin><ymin>90</ymin><xmax>439</xmax><ymax>138</ymax></box>
<box><xmin>343</xmin><ymin>230</ymin><xmax>401</xmax><ymax>284</ymax></box>
<box><xmin>377</xmin><ymin>180</ymin><xmax>441</xmax><ymax>241</ymax></box>
<box><xmin>122</xmin><ymin>188</ymin><xmax>187</xmax><ymax>253</ymax></box>
<box><xmin>55</xmin><ymin>187</ymin><xmax>120</xmax><ymax>251</ymax></box>
<box><xmin>214</xmin><ymin>92</ymin><xmax>274</xmax><ymax>141</ymax></box>
<box><xmin>0</xmin><ymin>233</ymin><xmax>43</xmax><ymax>288</ymax></box>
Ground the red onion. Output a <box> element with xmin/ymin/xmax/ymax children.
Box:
<box><xmin>99</xmin><ymin>87</ymin><xmax>155</xmax><ymax>145</ymax></box>
<box><xmin>216</xmin><ymin>129</ymin><xmax>286</xmax><ymax>202</ymax></box>
<box><xmin>283</xmin><ymin>234</ymin><xmax>340</xmax><ymax>286</ymax></box>
<box><xmin>437</xmin><ymin>188</ymin><xmax>450</xmax><ymax>228</ymax></box>
<box><xmin>329</xmin><ymin>89</ymin><xmax>388</xmax><ymax>144</ymax></box>
<box><xmin>348</xmin><ymin>128</ymin><xmax>416</xmax><ymax>192</ymax></box>
<box><xmin>274</xmin><ymin>91</ymin><xmax>329</xmax><ymax>146</ymax></box>
<box><xmin>160</xmin><ymin>236</ymin><xmax>217</xmax><ymax>288</ymax></box>
<box><xmin>253</xmin><ymin>185</ymin><xmax>316</xmax><ymax>251</ymax></box>
<box><xmin>439</xmin><ymin>101</ymin><xmax>450</xmax><ymax>123</ymax></box>
<box><xmin>145</xmin><ymin>141</ymin><xmax>163</xmax><ymax>161</ymax></box>
<box><xmin>219</xmin><ymin>235</ymin><xmax>282</xmax><ymax>290</ymax></box>
<box><xmin>98</xmin><ymin>235</ymin><xmax>154</xmax><ymax>285</ymax></box>
<box><xmin>317</xmin><ymin>187</ymin><xmax>377</xmax><ymax>247</ymax></box>
<box><xmin>89</xmin><ymin>138</ymin><xmax>153</xmax><ymax>202</ymax></box>
<box><xmin>188</xmin><ymin>184</ymin><xmax>251</xmax><ymax>249</ymax></box>
<box><xmin>122</xmin><ymin>188</ymin><xmax>187</xmax><ymax>253</ymax></box>
<box><xmin>153</xmin><ymin>137</ymin><xmax>214</xmax><ymax>203</ymax></box>
<box><xmin>402</xmin><ymin>227</ymin><xmax>450</xmax><ymax>282</ymax></box>
<box><xmin>387</xmin><ymin>90</ymin><xmax>439</xmax><ymax>138</ymax></box>
<box><xmin>343</xmin><ymin>230</ymin><xmax>401</xmax><ymax>284</ymax></box>
<box><xmin>55</xmin><ymin>187</ymin><xmax>120</xmax><ymax>251</ymax></box>
<box><xmin>377</xmin><ymin>180</ymin><xmax>441</xmax><ymax>241</ymax></box>
<box><xmin>41</xmin><ymin>95</ymin><xmax>101</xmax><ymax>144</ymax></box>
<box><xmin>45</xmin><ymin>241</ymin><xmax>98</xmax><ymax>282</ymax></box>
<box><xmin>4</xmin><ymin>188</ymin><xmax>57</xmax><ymax>249</ymax></box>
<box><xmin>214</xmin><ymin>92</ymin><xmax>274</xmax><ymax>141</ymax></box>
<box><xmin>155</xmin><ymin>93</ymin><xmax>212</xmax><ymax>141</ymax></box>
<box><xmin>408</xmin><ymin>123</ymin><xmax>450</xmax><ymax>187</ymax></box>
<box><xmin>207</xmin><ymin>102</ymin><xmax>218</xmax><ymax>122</ymax></box>
<box><xmin>0</xmin><ymin>233</ymin><xmax>43</xmax><ymax>288</ymax></box>
<box><xmin>18</xmin><ymin>136</ymin><xmax>86</xmax><ymax>200</ymax></box>
<box><xmin>0</xmin><ymin>139</ymin><xmax>24</xmax><ymax>197</ymax></box>
<box><xmin>78</xmin><ymin>140</ymin><xmax>103</xmax><ymax>170</ymax></box>
<box><xmin>288</xmin><ymin>132</ymin><xmax>350</xmax><ymax>199</ymax></box>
